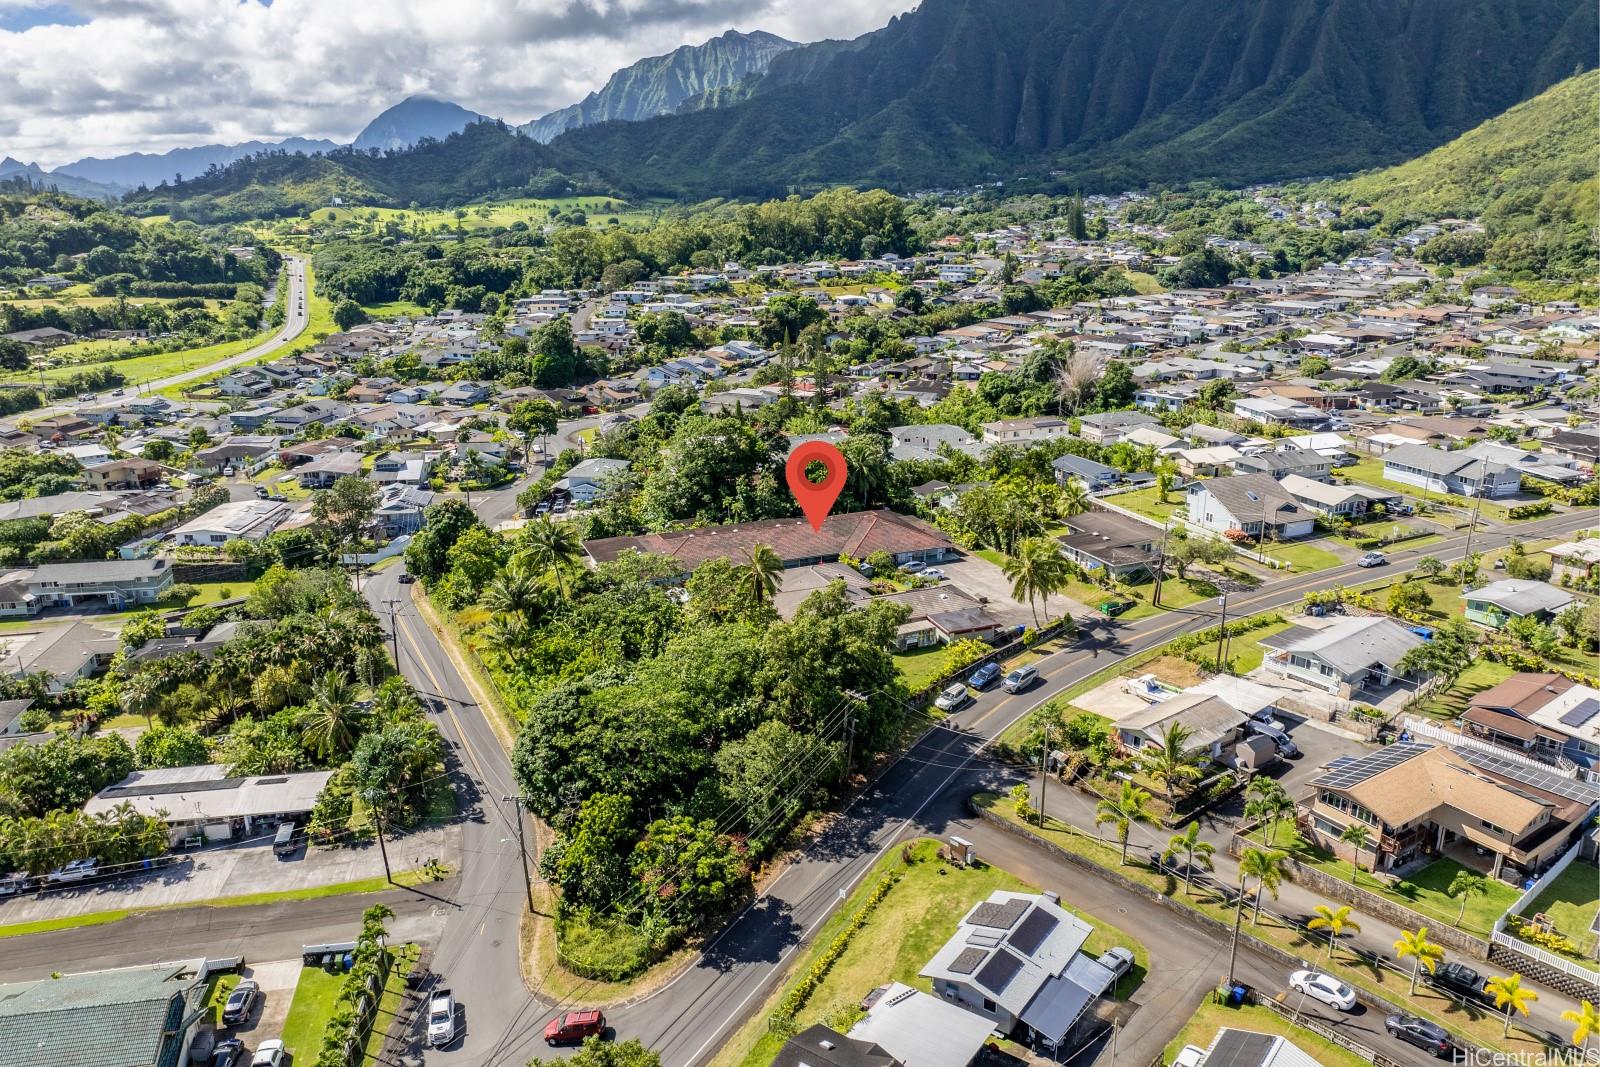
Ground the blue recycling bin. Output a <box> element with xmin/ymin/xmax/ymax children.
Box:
<box><xmin>1227</xmin><ymin>984</ymin><xmax>1248</xmax><ymax>1006</ymax></box>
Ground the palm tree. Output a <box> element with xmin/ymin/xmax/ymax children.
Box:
<box><xmin>1394</xmin><ymin>927</ymin><xmax>1444</xmax><ymax>994</ymax></box>
<box><xmin>299</xmin><ymin>671</ymin><xmax>370</xmax><ymax>760</ymax></box>
<box><xmin>1338</xmin><ymin>823</ymin><xmax>1372</xmax><ymax>884</ymax></box>
<box><xmin>738</xmin><ymin>544</ymin><xmax>784</xmax><ymax>608</ymax></box>
<box><xmin>1448</xmin><ymin>871</ymin><xmax>1487</xmax><ymax>927</ymax></box>
<box><xmin>516</xmin><ymin>517</ymin><xmax>583</xmax><ymax>598</ymax></box>
<box><xmin>1003</xmin><ymin>537</ymin><xmax>1071</xmax><ymax>629</ymax></box>
<box><xmin>1166</xmin><ymin>822</ymin><xmax>1215</xmax><ymax>896</ymax></box>
<box><xmin>1240</xmin><ymin>846</ymin><xmax>1289</xmax><ymax>926</ymax></box>
<box><xmin>1308</xmin><ymin>904</ymin><xmax>1362</xmax><ymax>961</ymax></box>
<box><xmin>1486</xmin><ymin>973</ymin><xmax>1538</xmax><ymax>1038</ymax></box>
<box><xmin>481</xmin><ymin>571</ymin><xmax>542</xmax><ymax>620</ymax></box>
<box><xmin>460</xmin><ymin>449</ymin><xmax>484</xmax><ymax>508</ymax></box>
<box><xmin>1094</xmin><ymin>781</ymin><xmax>1153</xmax><ymax>864</ymax></box>
<box><xmin>1139</xmin><ymin>722</ymin><xmax>1205</xmax><ymax>798</ymax></box>
<box><xmin>1244</xmin><ymin>779</ymin><xmax>1296</xmax><ymax>847</ymax></box>
<box><xmin>117</xmin><ymin>671</ymin><xmax>161</xmax><ymax>730</ymax></box>
<box><xmin>1055</xmin><ymin>479</ymin><xmax>1090</xmax><ymax>520</ymax></box>
<box><xmin>1561</xmin><ymin>999</ymin><xmax>1597</xmax><ymax>1056</ymax></box>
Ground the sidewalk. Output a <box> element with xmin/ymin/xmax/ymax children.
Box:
<box><xmin>1028</xmin><ymin>777</ymin><xmax>1587</xmax><ymax>1046</ymax></box>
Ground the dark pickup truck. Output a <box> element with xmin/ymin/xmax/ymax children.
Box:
<box><xmin>1425</xmin><ymin>961</ymin><xmax>1495</xmax><ymax>1006</ymax></box>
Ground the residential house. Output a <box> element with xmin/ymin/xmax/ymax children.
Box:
<box><xmin>371</xmin><ymin>451</ymin><xmax>435</xmax><ymax>486</ymax></box>
<box><xmin>1174</xmin><ymin>446</ymin><xmax>1240</xmax><ymax>479</ymax></box>
<box><xmin>20</xmin><ymin>559</ymin><xmax>174</xmax><ymax>611</ymax></box>
<box><xmin>1258</xmin><ymin>616</ymin><xmax>1424</xmax><ymax>697</ymax></box>
<box><xmin>1231</xmin><ymin>396</ymin><xmax>1328</xmax><ymax>430</ymax></box>
<box><xmin>1231</xmin><ymin>450</ymin><xmax>1333</xmax><ymax>482</ymax></box>
<box><xmin>920</xmin><ymin>891</ymin><xmax>1115</xmax><ymax>1050</ymax></box>
<box><xmin>1178</xmin><ymin>1029</ymin><xmax>1323</xmax><ymax>1067</ymax></box>
<box><xmin>585</xmin><ymin>509</ymin><xmax>955</xmax><ymax>576</ymax></box>
<box><xmin>1457</xmin><ymin>441</ymin><xmax>1587</xmax><ymax>487</ymax></box>
<box><xmin>85</xmin><ymin>764</ymin><xmax>333</xmax><ymax>845</ymax></box>
<box><xmin>295</xmin><ymin>451</ymin><xmax>364</xmax><ymax>488</ymax></box>
<box><xmin>1077</xmin><ymin>411</ymin><xmax>1159</xmax><ymax>445</ymax></box>
<box><xmin>1050</xmin><ymin>454</ymin><xmax>1122</xmax><ymax>490</ymax></box>
<box><xmin>3</xmin><ymin>621</ymin><xmax>120</xmax><ymax>689</ymax></box>
<box><xmin>889</xmin><ymin>424</ymin><xmax>983</xmax><ymax>463</ymax></box>
<box><xmin>1278</xmin><ymin>474</ymin><xmax>1401</xmax><ymax>518</ymax></box>
<box><xmin>1380</xmin><ymin>443</ymin><xmax>1521</xmax><ymax>498</ymax></box>
<box><xmin>1055</xmin><ymin>512</ymin><xmax>1158</xmax><ymax>579</ymax></box>
<box><xmin>277</xmin><ymin>437</ymin><xmax>355</xmax><ymax>468</ymax></box>
<box><xmin>1462</xmin><ymin>580</ymin><xmax>1574</xmax><ymax>629</ymax></box>
<box><xmin>1547</xmin><ymin>539</ymin><xmax>1600</xmax><ymax>584</ymax></box>
<box><xmin>1540</xmin><ymin>429</ymin><xmax>1600</xmax><ymax>471</ymax></box>
<box><xmin>372</xmin><ymin>484</ymin><xmax>435</xmax><ymax>536</ymax></box>
<box><xmin>81</xmin><ymin>458</ymin><xmax>166</xmax><ymax>491</ymax></box>
<box><xmin>1462</xmin><ymin>673</ymin><xmax>1600</xmax><ymax>771</ymax></box>
<box><xmin>551</xmin><ymin>457</ymin><xmax>631</xmax><ymax>505</ymax></box>
<box><xmin>1304</xmin><ymin>741</ymin><xmax>1600</xmax><ymax>878</ymax></box>
<box><xmin>271</xmin><ymin>400</ymin><xmax>351</xmax><ymax>432</ymax></box>
<box><xmin>170</xmin><ymin>499</ymin><xmax>292</xmax><ymax>546</ymax></box>
<box><xmin>981</xmin><ymin>417</ymin><xmax>1072</xmax><ymax>446</ymax></box>
<box><xmin>1112</xmin><ymin>692</ymin><xmax>1247</xmax><ymax>761</ymax></box>
<box><xmin>1186</xmin><ymin>475</ymin><xmax>1315</xmax><ymax>540</ymax></box>
<box><xmin>876</xmin><ymin>586</ymin><xmax>1005</xmax><ymax>649</ymax></box>
<box><xmin>0</xmin><ymin>959</ymin><xmax>214</xmax><ymax>1067</ymax></box>
<box><xmin>453</xmin><ymin>432</ymin><xmax>509</xmax><ymax>466</ymax></box>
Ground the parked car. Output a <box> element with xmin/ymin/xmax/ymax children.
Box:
<box><xmin>1425</xmin><ymin>961</ymin><xmax>1495</xmax><ymax>1006</ymax></box>
<box><xmin>210</xmin><ymin>1038</ymin><xmax>245</xmax><ymax>1067</ymax></box>
<box><xmin>1248</xmin><ymin>721</ymin><xmax>1299</xmax><ymax>758</ymax></box>
<box><xmin>1171</xmin><ymin>1047</ymin><xmax>1206</xmax><ymax>1067</ymax></box>
<box><xmin>45</xmin><ymin>858</ymin><xmax>98</xmax><ymax>883</ymax></box>
<box><xmin>934</xmin><ymin>684</ymin><xmax>972</xmax><ymax>712</ymax></box>
<box><xmin>1357</xmin><ymin>551</ymin><xmax>1388</xmax><ymax>568</ymax></box>
<box><xmin>1002</xmin><ymin>665</ymin><xmax>1038</xmax><ymax>694</ymax></box>
<box><xmin>1385</xmin><ymin>1013</ymin><xmax>1453</xmax><ymax>1057</ymax></box>
<box><xmin>1096</xmin><ymin>946</ymin><xmax>1135</xmax><ymax>980</ymax></box>
<box><xmin>1289</xmin><ymin>970</ymin><xmax>1357</xmax><ymax>1011</ymax></box>
<box><xmin>397</xmin><ymin>571</ymin><xmax>415</xmax><ymax>585</ymax></box>
<box><xmin>254</xmin><ymin>485</ymin><xmax>269</xmax><ymax>498</ymax></box>
<box><xmin>968</xmin><ymin>662</ymin><xmax>1001</xmax><ymax>690</ymax></box>
<box><xmin>78</xmin><ymin>393</ymin><xmax>96</xmax><ymax>402</ymax></box>
<box><xmin>544</xmin><ymin>1009</ymin><xmax>605</xmax><ymax>1046</ymax></box>
<box><xmin>221</xmin><ymin>466</ymin><xmax>236</xmax><ymax>477</ymax></box>
<box><xmin>427</xmin><ymin>987</ymin><xmax>457</xmax><ymax>1047</ymax></box>
<box><xmin>1248</xmin><ymin>708</ymin><xmax>1287</xmax><ymax>733</ymax></box>
<box><xmin>901</xmin><ymin>560</ymin><xmax>927</xmax><ymax>574</ymax></box>
<box><xmin>221</xmin><ymin>980</ymin><xmax>261</xmax><ymax>1026</ymax></box>
<box><xmin>0</xmin><ymin>871</ymin><xmax>27</xmax><ymax>895</ymax></box>
<box><xmin>250</xmin><ymin>1039</ymin><xmax>288</xmax><ymax>1067</ymax></box>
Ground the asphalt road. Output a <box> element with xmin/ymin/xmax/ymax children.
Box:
<box><xmin>4</xmin><ymin>255</ymin><xmax>310</xmax><ymax>428</ymax></box>
<box><xmin>1</xmin><ymin>499</ymin><xmax>1588</xmax><ymax>1066</ymax></box>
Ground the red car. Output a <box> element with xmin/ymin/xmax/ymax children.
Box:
<box><xmin>544</xmin><ymin>1009</ymin><xmax>606</xmax><ymax>1045</ymax></box>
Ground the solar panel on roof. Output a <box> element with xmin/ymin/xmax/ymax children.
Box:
<box><xmin>1313</xmin><ymin>742</ymin><xmax>1430</xmax><ymax>791</ymax></box>
<box><xmin>1007</xmin><ymin>907</ymin><xmax>1059</xmax><ymax>956</ymax></box>
<box><xmin>1457</xmin><ymin>748</ymin><xmax>1600</xmax><ymax>805</ymax></box>
<box><xmin>969</xmin><ymin>899</ymin><xmax>1029</xmax><ymax>929</ymax></box>
<box><xmin>950</xmin><ymin>947</ymin><xmax>988</xmax><ymax>975</ymax></box>
<box><xmin>975</xmin><ymin>949</ymin><xmax>1023</xmax><ymax>995</ymax></box>
<box><xmin>1557</xmin><ymin>702</ymin><xmax>1600</xmax><ymax>729</ymax></box>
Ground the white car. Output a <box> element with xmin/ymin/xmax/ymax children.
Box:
<box><xmin>1172</xmin><ymin>1046</ymin><xmax>1206</xmax><ymax>1067</ymax></box>
<box><xmin>1356</xmin><ymin>551</ymin><xmax>1388</xmax><ymax>568</ymax></box>
<box><xmin>250</xmin><ymin>1040</ymin><xmax>288</xmax><ymax>1067</ymax></box>
<box><xmin>427</xmin><ymin>988</ymin><xmax>457</xmax><ymax>1047</ymax></box>
<box><xmin>1096</xmin><ymin>946</ymin><xmax>1135</xmax><ymax>980</ymax></box>
<box><xmin>921</xmin><ymin>568</ymin><xmax>947</xmax><ymax>581</ymax></box>
<box><xmin>1249</xmin><ymin>708</ymin><xmax>1287</xmax><ymax>734</ymax></box>
<box><xmin>1290</xmin><ymin>969</ymin><xmax>1358</xmax><ymax>1011</ymax></box>
<box><xmin>933</xmin><ymin>684</ymin><xmax>972</xmax><ymax>712</ymax></box>
<box><xmin>45</xmin><ymin>858</ymin><xmax>98</xmax><ymax>883</ymax></box>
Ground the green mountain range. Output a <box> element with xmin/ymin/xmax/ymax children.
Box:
<box><xmin>522</xmin><ymin>30</ymin><xmax>796</xmax><ymax>143</ymax></box>
<box><xmin>554</xmin><ymin>0</ymin><xmax>1595</xmax><ymax>197</ymax></box>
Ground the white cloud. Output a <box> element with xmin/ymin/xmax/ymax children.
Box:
<box><xmin>0</xmin><ymin>0</ymin><xmax>917</xmax><ymax>167</ymax></box>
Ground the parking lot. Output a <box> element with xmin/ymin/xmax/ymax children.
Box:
<box><xmin>0</xmin><ymin>824</ymin><xmax>458</xmax><ymax>926</ymax></box>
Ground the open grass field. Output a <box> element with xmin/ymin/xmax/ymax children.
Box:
<box><xmin>1520</xmin><ymin>861</ymin><xmax>1600</xmax><ymax>959</ymax></box>
<box><xmin>1164</xmin><ymin>1001</ymin><xmax>1372</xmax><ymax>1067</ymax></box>
<box><xmin>362</xmin><ymin>298</ymin><xmax>431</xmax><ymax>320</ymax></box>
<box><xmin>1125</xmin><ymin>270</ymin><xmax>1166</xmax><ymax>295</ymax></box>
<box><xmin>713</xmin><ymin>838</ymin><xmax>1148</xmax><ymax>1067</ymax></box>
<box><xmin>257</xmin><ymin>195</ymin><xmax>671</xmax><ymax>239</ymax></box>
<box><xmin>893</xmin><ymin>645</ymin><xmax>949</xmax><ymax>692</ymax></box>
<box><xmin>4</xmin><ymin>329</ymin><xmax>273</xmax><ymax>389</ymax></box>
<box><xmin>1111</xmin><ymin>487</ymin><xmax>1182</xmax><ymax>524</ymax></box>
<box><xmin>1259</xmin><ymin>540</ymin><xmax>1345</xmax><ymax>573</ymax></box>
<box><xmin>277</xmin><ymin>963</ymin><xmax>343</xmax><ymax>1060</ymax></box>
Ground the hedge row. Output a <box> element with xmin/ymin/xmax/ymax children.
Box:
<box><xmin>769</xmin><ymin>871</ymin><xmax>902</xmax><ymax>1030</ymax></box>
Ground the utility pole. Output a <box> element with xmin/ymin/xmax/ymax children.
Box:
<box><xmin>1036</xmin><ymin>724</ymin><xmax>1053</xmax><ymax>827</ymax></box>
<box><xmin>1213</xmin><ymin>593</ymin><xmax>1230</xmax><ymax>672</ymax></box>
<box><xmin>843</xmin><ymin>690</ymin><xmax>867</xmax><ymax>773</ymax></box>
<box><xmin>382</xmin><ymin>598</ymin><xmax>403</xmax><ymax>668</ymax></box>
<box><xmin>1460</xmin><ymin>489</ymin><xmax>1486</xmax><ymax>588</ymax></box>
<box><xmin>503</xmin><ymin>795</ymin><xmax>536</xmax><ymax>913</ymax></box>
<box><xmin>372</xmin><ymin>806</ymin><xmax>393</xmax><ymax>885</ymax></box>
<box><xmin>1152</xmin><ymin>521</ymin><xmax>1172</xmax><ymax>606</ymax></box>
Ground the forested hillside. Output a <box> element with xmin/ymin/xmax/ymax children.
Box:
<box><xmin>1332</xmin><ymin>70</ymin><xmax>1598</xmax><ymax>277</ymax></box>
<box><xmin>554</xmin><ymin>0</ymin><xmax>1596</xmax><ymax>196</ymax></box>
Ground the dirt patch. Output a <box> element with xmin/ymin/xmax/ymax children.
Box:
<box><xmin>1143</xmin><ymin>656</ymin><xmax>1206</xmax><ymax>688</ymax></box>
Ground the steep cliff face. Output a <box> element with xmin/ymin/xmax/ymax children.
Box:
<box><xmin>552</xmin><ymin>0</ymin><xmax>1598</xmax><ymax>195</ymax></box>
<box><xmin>522</xmin><ymin>30</ymin><xmax>796</xmax><ymax>143</ymax></box>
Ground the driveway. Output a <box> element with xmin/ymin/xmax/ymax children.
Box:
<box><xmin>0</xmin><ymin>824</ymin><xmax>458</xmax><ymax>925</ymax></box>
<box><xmin>222</xmin><ymin>958</ymin><xmax>301</xmax><ymax>1049</ymax></box>
<box><xmin>940</xmin><ymin>553</ymin><xmax>1093</xmax><ymax>627</ymax></box>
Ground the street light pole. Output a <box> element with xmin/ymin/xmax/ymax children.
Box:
<box><xmin>383</xmin><ymin>598</ymin><xmax>403</xmax><ymax>667</ymax></box>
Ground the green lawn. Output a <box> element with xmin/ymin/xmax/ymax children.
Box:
<box><xmin>278</xmin><ymin>964</ymin><xmax>344</xmax><ymax>1060</ymax></box>
<box><xmin>1112</xmin><ymin>487</ymin><xmax>1182</xmax><ymax>524</ymax></box>
<box><xmin>267</xmin><ymin>196</ymin><xmax>667</xmax><ymax>237</ymax></box>
<box><xmin>713</xmin><ymin>838</ymin><xmax>1148</xmax><ymax>1067</ymax></box>
<box><xmin>893</xmin><ymin>646</ymin><xmax>950</xmax><ymax>692</ymax></box>
<box><xmin>1291</xmin><ymin>844</ymin><xmax>1521</xmax><ymax>938</ymax></box>
<box><xmin>4</xmin><ymin>330</ymin><xmax>274</xmax><ymax>389</ymax></box>
<box><xmin>362</xmin><ymin>299</ymin><xmax>430</xmax><ymax>319</ymax></box>
<box><xmin>1520</xmin><ymin>861</ymin><xmax>1600</xmax><ymax>958</ymax></box>
<box><xmin>1225</xmin><ymin>619</ymin><xmax>1297</xmax><ymax>675</ymax></box>
<box><xmin>363</xmin><ymin>944</ymin><xmax>420</xmax><ymax>1060</ymax></box>
<box><xmin>202</xmin><ymin>973</ymin><xmax>242</xmax><ymax>1027</ymax></box>
<box><xmin>1413</xmin><ymin>660</ymin><xmax>1517</xmax><ymax>720</ymax></box>
<box><xmin>1258</xmin><ymin>540</ymin><xmax>1345</xmax><ymax>574</ymax></box>
<box><xmin>1164</xmin><ymin>1001</ymin><xmax>1372</xmax><ymax>1067</ymax></box>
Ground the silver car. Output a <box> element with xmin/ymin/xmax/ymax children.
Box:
<box><xmin>933</xmin><ymin>684</ymin><xmax>972</xmax><ymax>712</ymax></box>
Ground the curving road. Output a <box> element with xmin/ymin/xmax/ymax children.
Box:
<box><xmin>2</xmin><ymin>499</ymin><xmax>1589</xmax><ymax>1066</ymax></box>
<box><xmin>6</xmin><ymin>255</ymin><xmax>309</xmax><ymax>426</ymax></box>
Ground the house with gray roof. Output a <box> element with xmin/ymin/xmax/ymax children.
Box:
<box><xmin>1278</xmin><ymin>474</ymin><xmax>1402</xmax><ymax>518</ymax></box>
<box><xmin>1186</xmin><ymin>474</ymin><xmax>1315</xmax><ymax>540</ymax></box>
<box><xmin>1050</xmin><ymin>453</ymin><xmax>1121</xmax><ymax>490</ymax></box>
<box><xmin>1381</xmin><ymin>443</ymin><xmax>1521</xmax><ymax>498</ymax></box>
<box><xmin>1077</xmin><ymin>410</ymin><xmax>1159</xmax><ymax>445</ymax></box>
<box><xmin>1231</xmin><ymin>449</ymin><xmax>1333</xmax><ymax>482</ymax></box>
<box><xmin>1260</xmin><ymin>616</ymin><xmax>1425</xmax><ymax>696</ymax></box>
<box><xmin>889</xmin><ymin>424</ymin><xmax>983</xmax><ymax>463</ymax></box>
<box><xmin>1463</xmin><ymin>580</ymin><xmax>1574</xmax><ymax>629</ymax></box>
<box><xmin>20</xmin><ymin>559</ymin><xmax>173</xmax><ymax>611</ymax></box>
<box><xmin>919</xmin><ymin>890</ymin><xmax>1114</xmax><ymax>1050</ymax></box>
<box><xmin>0</xmin><ymin>958</ymin><xmax>212</xmax><ymax>1067</ymax></box>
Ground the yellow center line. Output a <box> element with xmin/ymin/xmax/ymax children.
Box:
<box><xmin>396</xmin><ymin>608</ymin><xmax>490</xmax><ymax>782</ymax></box>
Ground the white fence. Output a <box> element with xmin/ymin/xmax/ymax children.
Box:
<box><xmin>1491</xmin><ymin>930</ymin><xmax>1600</xmax><ymax>985</ymax></box>
<box><xmin>1489</xmin><ymin>836</ymin><xmax>1600</xmax><ymax>986</ymax></box>
<box><xmin>1401</xmin><ymin>716</ymin><xmax>1586</xmax><ymax>779</ymax></box>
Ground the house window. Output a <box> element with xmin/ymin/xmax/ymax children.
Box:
<box><xmin>982</xmin><ymin>998</ymin><xmax>996</xmax><ymax>1013</ymax></box>
<box><xmin>1479</xmin><ymin>820</ymin><xmax>1505</xmax><ymax>836</ymax></box>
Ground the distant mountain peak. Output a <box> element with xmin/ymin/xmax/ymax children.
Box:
<box><xmin>522</xmin><ymin>29</ymin><xmax>798</xmax><ymax>143</ymax></box>
<box><xmin>353</xmin><ymin>96</ymin><xmax>489</xmax><ymax>153</ymax></box>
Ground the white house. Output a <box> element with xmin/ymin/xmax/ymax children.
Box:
<box><xmin>1186</xmin><ymin>475</ymin><xmax>1316</xmax><ymax>540</ymax></box>
<box><xmin>170</xmin><ymin>499</ymin><xmax>292</xmax><ymax>546</ymax></box>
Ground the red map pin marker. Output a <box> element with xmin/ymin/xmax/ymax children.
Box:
<box><xmin>786</xmin><ymin>441</ymin><xmax>848</xmax><ymax>532</ymax></box>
